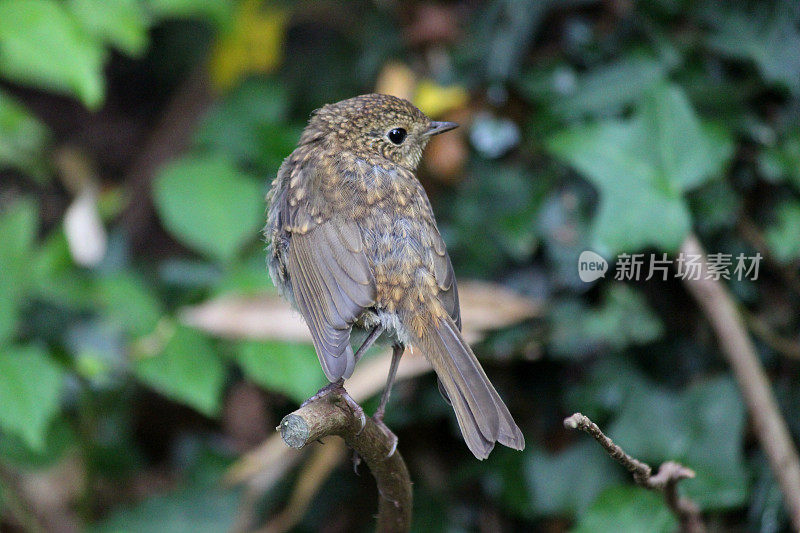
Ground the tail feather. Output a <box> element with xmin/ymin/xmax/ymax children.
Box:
<box><xmin>412</xmin><ymin>314</ymin><xmax>525</xmax><ymax>459</ymax></box>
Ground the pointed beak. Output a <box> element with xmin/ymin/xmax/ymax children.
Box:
<box><xmin>425</xmin><ymin>121</ymin><xmax>459</xmax><ymax>137</ymax></box>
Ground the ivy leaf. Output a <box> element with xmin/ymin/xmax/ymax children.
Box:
<box><xmin>145</xmin><ymin>0</ymin><xmax>233</xmax><ymax>27</ymax></box>
<box><xmin>0</xmin><ymin>345</ymin><xmax>64</xmax><ymax>450</ymax></box>
<box><xmin>234</xmin><ymin>340</ymin><xmax>327</xmax><ymax>404</ymax></box>
<box><xmin>608</xmin><ymin>377</ymin><xmax>747</xmax><ymax>509</ymax></box>
<box><xmin>69</xmin><ymin>0</ymin><xmax>149</xmax><ymax>57</ymax></box>
<box><xmin>0</xmin><ymin>91</ymin><xmax>51</xmax><ymax>182</ymax></box>
<box><xmin>572</xmin><ymin>485</ymin><xmax>677</xmax><ymax>533</ymax></box>
<box><xmin>92</xmin><ymin>483</ymin><xmax>239</xmax><ymax>533</ymax></box>
<box><xmin>547</xmin><ymin>84</ymin><xmax>733</xmax><ymax>254</ymax></box>
<box><xmin>0</xmin><ymin>198</ymin><xmax>39</xmax><ymax>343</ymax></box>
<box><xmin>94</xmin><ymin>273</ymin><xmax>163</xmax><ymax>337</ymax></box>
<box><xmin>153</xmin><ymin>155</ymin><xmax>264</xmax><ymax>263</ymax></box>
<box><xmin>134</xmin><ymin>326</ymin><xmax>226</xmax><ymax>416</ymax></box>
<box><xmin>549</xmin><ymin>284</ymin><xmax>663</xmax><ymax>359</ymax></box>
<box><xmin>520</xmin><ymin>56</ymin><xmax>667</xmax><ymax>119</ymax></box>
<box><xmin>758</xmin><ymin>131</ymin><xmax>800</xmax><ymax>189</ymax></box>
<box><xmin>194</xmin><ymin>78</ymin><xmax>300</xmax><ymax>174</ymax></box>
<box><xmin>707</xmin><ymin>6</ymin><xmax>800</xmax><ymax>94</ymax></box>
<box><xmin>0</xmin><ymin>0</ymin><xmax>106</xmax><ymax>109</ymax></box>
<box><xmin>498</xmin><ymin>438</ymin><xmax>623</xmax><ymax>520</ymax></box>
<box><xmin>765</xmin><ymin>201</ymin><xmax>800</xmax><ymax>263</ymax></box>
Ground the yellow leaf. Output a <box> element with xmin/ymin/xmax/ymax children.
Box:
<box><xmin>209</xmin><ymin>0</ymin><xmax>288</xmax><ymax>92</ymax></box>
<box><xmin>413</xmin><ymin>79</ymin><xmax>469</xmax><ymax>118</ymax></box>
<box><xmin>374</xmin><ymin>62</ymin><xmax>417</xmax><ymax>101</ymax></box>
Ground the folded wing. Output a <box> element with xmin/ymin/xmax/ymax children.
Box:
<box><xmin>286</xmin><ymin>219</ymin><xmax>376</xmax><ymax>381</ymax></box>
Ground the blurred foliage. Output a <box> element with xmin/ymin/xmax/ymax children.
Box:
<box><xmin>1</xmin><ymin>0</ymin><xmax>800</xmax><ymax>531</ymax></box>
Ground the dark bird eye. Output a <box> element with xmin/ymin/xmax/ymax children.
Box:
<box><xmin>387</xmin><ymin>128</ymin><xmax>407</xmax><ymax>145</ymax></box>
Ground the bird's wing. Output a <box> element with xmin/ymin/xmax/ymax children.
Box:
<box><xmin>286</xmin><ymin>218</ymin><xmax>376</xmax><ymax>382</ymax></box>
<box><xmin>413</xmin><ymin>176</ymin><xmax>461</xmax><ymax>329</ymax></box>
<box><xmin>431</xmin><ymin>232</ymin><xmax>461</xmax><ymax>330</ymax></box>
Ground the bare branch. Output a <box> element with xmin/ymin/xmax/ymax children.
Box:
<box><xmin>680</xmin><ymin>234</ymin><xmax>800</xmax><ymax>530</ymax></box>
<box><xmin>277</xmin><ymin>391</ymin><xmax>412</xmax><ymax>533</ymax></box>
<box><xmin>564</xmin><ymin>413</ymin><xmax>705</xmax><ymax>533</ymax></box>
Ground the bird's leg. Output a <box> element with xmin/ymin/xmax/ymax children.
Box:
<box><xmin>374</xmin><ymin>344</ymin><xmax>403</xmax><ymax>421</ymax></box>
<box><xmin>301</xmin><ymin>378</ymin><xmax>366</xmax><ymax>432</ymax></box>
<box><xmin>372</xmin><ymin>344</ymin><xmax>403</xmax><ymax>456</ymax></box>
<box><xmin>353</xmin><ymin>325</ymin><xmax>384</xmax><ymax>364</ymax></box>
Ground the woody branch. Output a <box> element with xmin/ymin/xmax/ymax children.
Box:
<box><xmin>278</xmin><ymin>391</ymin><xmax>412</xmax><ymax>533</ymax></box>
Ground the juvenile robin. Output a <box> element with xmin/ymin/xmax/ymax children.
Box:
<box><xmin>265</xmin><ymin>94</ymin><xmax>524</xmax><ymax>459</ymax></box>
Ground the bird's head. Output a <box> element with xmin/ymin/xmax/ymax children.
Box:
<box><xmin>303</xmin><ymin>93</ymin><xmax>458</xmax><ymax>170</ymax></box>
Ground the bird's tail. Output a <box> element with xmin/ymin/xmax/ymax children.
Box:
<box><xmin>409</xmin><ymin>313</ymin><xmax>524</xmax><ymax>459</ymax></box>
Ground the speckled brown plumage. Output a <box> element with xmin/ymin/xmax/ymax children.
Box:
<box><xmin>265</xmin><ymin>94</ymin><xmax>524</xmax><ymax>459</ymax></box>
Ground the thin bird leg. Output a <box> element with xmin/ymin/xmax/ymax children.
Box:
<box><xmin>374</xmin><ymin>344</ymin><xmax>403</xmax><ymax>422</ymax></box>
<box><xmin>372</xmin><ymin>344</ymin><xmax>403</xmax><ymax>457</ymax></box>
<box><xmin>353</xmin><ymin>325</ymin><xmax>384</xmax><ymax>364</ymax></box>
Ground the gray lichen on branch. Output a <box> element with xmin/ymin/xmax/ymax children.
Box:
<box><xmin>278</xmin><ymin>390</ymin><xmax>412</xmax><ymax>533</ymax></box>
<box><xmin>564</xmin><ymin>412</ymin><xmax>705</xmax><ymax>533</ymax></box>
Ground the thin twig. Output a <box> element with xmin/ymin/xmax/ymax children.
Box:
<box><xmin>680</xmin><ymin>234</ymin><xmax>800</xmax><ymax>530</ymax></box>
<box><xmin>277</xmin><ymin>390</ymin><xmax>412</xmax><ymax>533</ymax></box>
<box><xmin>563</xmin><ymin>413</ymin><xmax>705</xmax><ymax>533</ymax></box>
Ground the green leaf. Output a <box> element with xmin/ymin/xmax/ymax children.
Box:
<box><xmin>571</xmin><ymin>485</ymin><xmax>677</xmax><ymax>533</ymax></box>
<box><xmin>0</xmin><ymin>344</ymin><xmax>64</xmax><ymax>450</ymax></box>
<box><xmin>687</xmin><ymin>179</ymin><xmax>742</xmax><ymax>233</ymax></box>
<box><xmin>134</xmin><ymin>326</ymin><xmax>226</xmax><ymax>416</ymax></box>
<box><xmin>765</xmin><ymin>201</ymin><xmax>800</xmax><ymax>263</ymax></box>
<box><xmin>758</xmin><ymin>132</ymin><xmax>800</xmax><ymax>188</ymax></box>
<box><xmin>94</xmin><ymin>272</ymin><xmax>163</xmax><ymax>337</ymax></box>
<box><xmin>153</xmin><ymin>155</ymin><xmax>264</xmax><ymax>263</ymax></box>
<box><xmin>550</xmin><ymin>284</ymin><xmax>663</xmax><ymax>359</ymax></box>
<box><xmin>564</xmin><ymin>356</ymin><xmax>651</xmax><ymax>421</ymax></box>
<box><xmin>498</xmin><ymin>436</ymin><xmax>623</xmax><ymax>520</ymax></box>
<box><xmin>521</xmin><ymin>57</ymin><xmax>667</xmax><ymax>119</ymax></box>
<box><xmin>30</xmin><ymin>228</ymin><xmax>94</xmax><ymax>309</ymax></box>
<box><xmin>707</xmin><ymin>6</ymin><xmax>800</xmax><ymax>94</ymax></box>
<box><xmin>0</xmin><ymin>418</ymin><xmax>76</xmax><ymax>468</ymax></box>
<box><xmin>194</xmin><ymin>78</ymin><xmax>294</xmax><ymax>170</ymax></box>
<box><xmin>526</xmin><ymin>441</ymin><xmax>623</xmax><ymax>517</ymax></box>
<box><xmin>547</xmin><ymin>83</ymin><xmax>733</xmax><ymax>254</ymax></box>
<box><xmin>145</xmin><ymin>0</ymin><xmax>233</xmax><ymax>27</ymax></box>
<box><xmin>608</xmin><ymin>377</ymin><xmax>747</xmax><ymax>509</ymax></box>
<box><xmin>212</xmin><ymin>251</ymin><xmax>274</xmax><ymax>296</ymax></box>
<box><xmin>450</xmin><ymin>162</ymin><xmax>549</xmax><ymax>274</ymax></box>
<box><xmin>0</xmin><ymin>198</ymin><xmax>39</xmax><ymax>342</ymax></box>
<box><xmin>0</xmin><ymin>90</ymin><xmax>51</xmax><ymax>182</ymax></box>
<box><xmin>69</xmin><ymin>0</ymin><xmax>149</xmax><ymax>57</ymax></box>
<box><xmin>91</xmin><ymin>484</ymin><xmax>239</xmax><ymax>533</ymax></box>
<box><xmin>0</xmin><ymin>0</ymin><xmax>106</xmax><ymax>109</ymax></box>
<box><xmin>235</xmin><ymin>340</ymin><xmax>327</xmax><ymax>404</ymax></box>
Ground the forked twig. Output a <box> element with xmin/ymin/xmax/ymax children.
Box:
<box><xmin>564</xmin><ymin>413</ymin><xmax>705</xmax><ymax>533</ymax></box>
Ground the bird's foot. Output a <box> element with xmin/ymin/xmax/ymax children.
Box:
<box><xmin>372</xmin><ymin>412</ymin><xmax>398</xmax><ymax>458</ymax></box>
<box><xmin>302</xmin><ymin>379</ymin><xmax>366</xmax><ymax>433</ymax></box>
<box><xmin>301</xmin><ymin>379</ymin><xmax>344</xmax><ymax>407</ymax></box>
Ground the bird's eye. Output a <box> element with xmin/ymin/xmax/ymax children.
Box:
<box><xmin>387</xmin><ymin>128</ymin><xmax>407</xmax><ymax>145</ymax></box>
